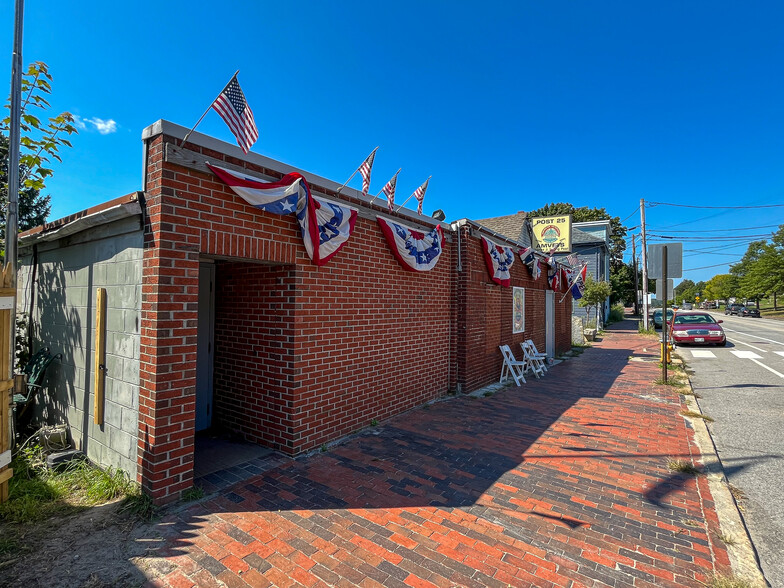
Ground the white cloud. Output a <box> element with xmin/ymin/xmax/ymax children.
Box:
<box><xmin>73</xmin><ymin>115</ymin><xmax>118</xmax><ymax>135</ymax></box>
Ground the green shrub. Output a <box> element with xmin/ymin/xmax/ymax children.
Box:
<box><xmin>608</xmin><ymin>304</ymin><xmax>625</xmax><ymax>323</ymax></box>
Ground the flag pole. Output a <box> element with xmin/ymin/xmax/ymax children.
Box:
<box><xmin>368</xmin><ymin>168</ymin><xmax>401</xmax><ymax>205</ymax></box>
<box><xmin>395</xmin><ymin>175</ymin><xmax>431</xmax><ymax>212</ymax></box>
<box><xmin>181</xmin><ymin>70</ymin><xmax>239</xmax><ymax>148</ymax></box>
<box><xmin>336</xmin><ymin>146</ymin><xmax>378</xmax><ymax>195</ymax></box>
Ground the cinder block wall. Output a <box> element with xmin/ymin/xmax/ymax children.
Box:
<box><xmin>17</xmin><ymin>217</ymin><xmax>143</xmax><ymax>478</ymax></box>
<box><xmin>456</xmin><ymin>225</ymin><xmax>572</xmax><ymax>392</ymax></box>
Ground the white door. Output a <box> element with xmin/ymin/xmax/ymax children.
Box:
<box><xmin>195</xmin><ymin>262</ymin><xmax>216</xmax><ymax>432</ymax></box>
<box><xmin>545</xmin><ymin>290</ymin><xmax>555</xmax><ymax>358</ymax></box>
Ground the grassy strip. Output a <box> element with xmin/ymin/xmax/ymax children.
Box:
<box><xmin>0</xmin><ymin>444</ymin><xmax>138</xmax><ymax>525</ymax></box>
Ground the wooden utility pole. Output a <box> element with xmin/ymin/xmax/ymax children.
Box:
<box><xmin>632</xmin><ymin>235</ymin><xmax>640</xmax><ymax>316</ymax></box>
<box><xmin>640</xmin><ymin>199</ymin><xmax>649</xmax><ymax>329</ymax></box>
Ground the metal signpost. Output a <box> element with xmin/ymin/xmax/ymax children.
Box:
<box><xmin>648</xmin><ymin>243</ymin><xmax>683</xmax><ymax>383</ymax></box>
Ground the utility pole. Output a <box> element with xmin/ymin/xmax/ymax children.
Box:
<box><xmin>632</xmin><ymin>235</ymin><xmax>639</xmax><ymax>316</ymax></box>
<box><xmin>640</xmin><ymin>199</ymin><xmax>649</xmax><ymax>329</ymax></box>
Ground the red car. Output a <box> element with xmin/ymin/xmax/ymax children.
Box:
<box><xmin>669</xmin><ymin>311</ymin><xmax>727</xmax><ymax>347</ymax></box>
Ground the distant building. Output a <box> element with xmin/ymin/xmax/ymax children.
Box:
<box><xmin>476</xmin><ymin>214</ymin><xmax>612</xmax><ymax>325</ymax></box>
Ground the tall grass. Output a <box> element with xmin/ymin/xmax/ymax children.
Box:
<box><xmin>0</xmin><ymin>444</ymin><xmax>138</xmax><ymax>524</ymax></box>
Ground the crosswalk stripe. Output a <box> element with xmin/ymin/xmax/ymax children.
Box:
<box><xmin>730</xmin><ymin>350</ymin><xmax>763</xmax><ymax>359</ymax></box>
<box><xmin>690</xmin><ymin>350</ymin><xmax>716</xmax><ymax>358</ymax></box>
<box><xmin>775</xmin><ymin>351</ymin><xmax>784</xmax><ymax>358</ymax></box>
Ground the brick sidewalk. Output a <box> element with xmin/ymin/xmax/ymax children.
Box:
<box><xmin>146</xmin><ymin>319</ymin><xmax>733</xmax><ymax>587</ymax></box>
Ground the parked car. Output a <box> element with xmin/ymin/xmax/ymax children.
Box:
<box><xmin>739</xmin><ymin>306</ymin><xmax>761</xmax><ymax>318</ymax></box>
<box><xmin>669</xmin><ymin>311</ymin><xmax>726</xmax><ymax>346</ymax></box>
<box><xmin>681</xmin><ymin>302</ymin><xmax>693</xmax><ymax>310</ymax></box>
<box><xmin>725</xmin><ymin>304</ymin><xmax>744</xmax><ymax>315</ymax></box>
<box><xmin>652</xmin><ymin>308</ymin><xmax>674</xmax><ymax>329</ymax></box>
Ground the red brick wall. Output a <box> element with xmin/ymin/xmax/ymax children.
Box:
<box><xmin>456</xmin><ymin>225</ymin><xmax>572</xmax><ymax>392</ymax></box>
<box><xmin>139</xmin><ymin>132</ymin><xmax>573</xmax><ymax>502</ymax></box>
<box><xmin>213</xmin><ymin>262</ymin><xmax>296</xmax><ymax>449</ymax></box>
<box><xmin>139</xmin><ymin>135</ymin><xmax>455</xmax><ymax>501</ymax></box>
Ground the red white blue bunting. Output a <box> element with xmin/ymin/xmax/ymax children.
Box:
<box><xmin>209</xmin><ymin>163</ymin><xmax>358</xmax><ymax>266</ymax></box>
<box><xmin>377</xmin><ymin>217</ymin><xmax>445</xmax><ymax>272</ymax></box>
<box><xmin>519</xmin><ymin>246</ymin><xmax>543</xmax><ymax>281</ymax></box>
<box><xmin>297</xmin><ymin>190</ymin><xmax>358</xmax><ymax>267</ymax></box>
<box><xmin>482</xmin><ymin>236</ymin><xmax>515</xmax><ymax>287</ymax></box>
<box><xmin>207</xmin><ymin>164</ymin><xmax>302</xmax><ymax>215</ymax></box>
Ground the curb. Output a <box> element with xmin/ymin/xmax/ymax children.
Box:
<box><xmin>676</xmin><ymin>357</ymin><xmax>768</xmax><ymax>587</ymax></box>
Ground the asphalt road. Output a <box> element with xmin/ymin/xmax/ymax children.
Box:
<box><xmin>676</xmin><ymin>313</ymin><xmax>784</xmax><ymax>587</ymax></box>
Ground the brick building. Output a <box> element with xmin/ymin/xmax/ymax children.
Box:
<box><xmin>18</xmin><ymin>120</ymin><xmax>572</xmax><ymax>503</ymax></box>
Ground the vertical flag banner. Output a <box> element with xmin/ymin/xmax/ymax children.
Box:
<box><xmin>359</xmin><ymin>147</ymin><xmax>378</xmax><ymax>194</ymax></box>
<box><xmin>377</xmin><ymin>217</ymin><xmax>445</xmax><ymax>272</ymax></box>
<box><xmin>547</xmin><ymin>257</ymin><xmax>561</xmax><ymax>291</ymax></box>
<box><xmin>482</xmin><ymin>236</ymin><xmax>515</xmax><ymax>287</ymax></box>
<box><xmin>207</xmin><ymin>164</ymin><xmax>300</xmax><ymax>214</ymax></box>
<box><xmin>211</xmin><ymin>75</ymin><xmax>258</xmax><ymax>154</ymax></box>
<box><xmin>382</xmin><ymin>171</ymin><xmax>399</xmax><ymax>212</ymax></box>
<box><xmin>412</xmin><ymin>178</ymin><xmax>430</xmax><ymax>215</ymax></box>
<box><xmin>297</xmin><ymin>190</ymin><xmax>358</xmax><ymax>267</ymax></box>
<box><xmin>519</xmin><ymin>246</ymin><xmax>539</xmax><ymax>279</ymax></box>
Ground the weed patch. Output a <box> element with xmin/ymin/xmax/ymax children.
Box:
<box><xmin>667</xmin><ymin>459</ymin><xmax>702</xmax><ymax>475</ymax></box>
<box><xmin>680</xmin><ymin>410</ymin><xmax>714</xmax><ymax>422</ymax></box>
<box><xmin>714</xmin><ymin>531</ymin><xmax>737</xmax><ymax>546</ymax></box>
<box><xmin>706</xmin><ymin>574</ymin><xmax>756</xmax><ymax>588</ymax></box>
<box><xmin>182</xmin><ymin>486</ymin><xmax>205</xmax><ymax>502</ymax></box>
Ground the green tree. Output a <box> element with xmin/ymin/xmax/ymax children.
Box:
<box><xmin>1</xmin><ymin>61</ymin><xmax>77</xmax><ymax>231</ymax></box>
<box><xmin>578</xmin><ymin>274</ymin><xmax>613</xmax><ymax>328</ymax></box>
<box><xmin>527</xmin><ymin>203</ymin><xmax>628</xmax><ymax>270</ymax></box>
<box><xmin>704</xmin><ymin>274</ymin><xmax>739</xmax><ymax>303</ymax></box>
<box><xmin>609</xmin><ymin>261</ymin><xmax>635</xmax><ymax>306</ymax></box>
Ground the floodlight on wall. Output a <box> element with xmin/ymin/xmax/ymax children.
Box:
<box><xmin>432</xmin><ymin>209</ymin><xmax>446</xmax><ymax>221</ymax></box>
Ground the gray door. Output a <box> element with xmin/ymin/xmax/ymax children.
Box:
<box><xmin>195</xmin><ymin>262</ymin><xmax>216</xmax><ymax>431</ymax></box>
<box><xmin>545</xmin><ymin>290</ymin><xmax>555</xmax><ymax>358</ymax></box>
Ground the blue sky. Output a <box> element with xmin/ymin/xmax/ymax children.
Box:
<box><xmin>3</xmin><ymin>1</ymin><xmax>783</xmax><ymax>286</ymax></box>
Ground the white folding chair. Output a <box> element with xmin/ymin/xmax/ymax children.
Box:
<box><xmin>523</xmin><ymin>340</ymin><xmax>548</xmax><ymax>373</ymax></box>
<box><xmin>519</xmin><ymin>341</ymin><xmax>546</xmax><ymax>379</ymax></box>
<box><xmin>499</xmin><ymin>345</ymin><xmax>527</xmax><ymax>385</ymax></box>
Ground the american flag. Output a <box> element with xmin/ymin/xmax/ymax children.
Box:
<box><xmin>382</xmin><ymin>171</ymin><xmax>399</xmax><ymax>212</ymax></box>
<box><xmin>211</xmin><ymin>76</ymin><xmax>258</xmax><ymax>154</ymax></box>
<box><xmin>411</xmin><ymin>177</ymin><xmax>430</xmax><ymax>215</ymax></box>
<box><xmin>359</xmin><ymin>147</ymin><xmax>378</xmax><ymax>194</ymax></box>
<box><xmin>566</xmin><ymin>253</ymin><xmax>580</xmax><ymax>267</ymax></box>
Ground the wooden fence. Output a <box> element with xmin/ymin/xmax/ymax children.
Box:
<box><xmin>0</xmin><ymin>263</ymin><xmax>15</xmax><ymax>503</ymax></box>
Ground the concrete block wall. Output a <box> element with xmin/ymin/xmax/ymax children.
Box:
<box><xmin>17</xmin><ymin>216</ymin><xmax>143</xmax><ymax>478</ymax></box>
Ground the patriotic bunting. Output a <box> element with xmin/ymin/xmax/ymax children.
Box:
<box><xmin>377</xmin><ymin>217</ymin><xmax>445</xmax><ymax>272</ymax></box>
<box><xmin>209</xmin><ymin>164</ymin><xmax>358</xmax><ymax>266</ymax></box>
<box><xmin>546</xmin><ymin>256</ymin><xmax>561</xmax><ymax>291</ymax></box>
<box><xmin>207</xmin><ymin>164</ymin><xmax>301</xmax><ymax>214</ymax></box>
<box><xmin>297</xmin><ymin>188</ymin><xmax>358</xmax><ymax>267</ymax></box>
<box><xmin>519</xmin><ymin>246</ymin><xmax>542</xmax><ymax>280</ymax></box>
<box><xmin>482</xmin><ymin>236</ymin><xmax>515</xmax><ymax>287</ymax></box>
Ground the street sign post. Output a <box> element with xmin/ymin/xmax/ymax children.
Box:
<box><xmin>648</xmin><ymin>243</ymin><xmax>683</xmax><ymax>279</ymax></box>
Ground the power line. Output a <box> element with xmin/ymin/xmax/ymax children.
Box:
<box><xmin>646</xmin><ymin>224</ymin><xmax>782</xmax><ymax>233</ymax></box>
<box><xmin>620</xmin><ymin>205</ymin><xmax>640</xmax><ymax>223</ymax></box>
<box><xmin>683</xmin><ymin>261</ymin><xmax>742</xmax><ymax>272</ymax></box>
<box><xmin>648</xmin><ymin>201</ymin><xmax>784</xmax><ymax>209</ymax></box>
